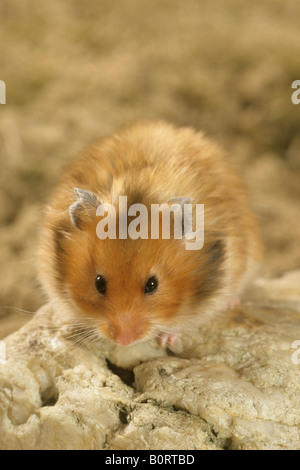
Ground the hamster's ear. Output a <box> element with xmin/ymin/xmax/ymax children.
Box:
<box><xmin>69</xmin><ymin>187</ymin><xmax>99</xmax><ymax>230</ymax></box>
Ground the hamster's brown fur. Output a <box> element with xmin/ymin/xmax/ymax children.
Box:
<box><xmin>38</xmin><ymin>121</ymin><xmax>262</xmax><ymax>346</ymax></box>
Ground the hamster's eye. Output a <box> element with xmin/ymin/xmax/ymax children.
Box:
<box><xmin>144</xmin><ymin>276</ymin><xmax>158</xmax><ymax>295</ymax></box>
<box><xmin>95</xmin><ymin>275</ymin><xmax>107</xmax><ymax>295</ymax></box>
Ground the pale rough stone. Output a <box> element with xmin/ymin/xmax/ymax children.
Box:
<box><xmin>107</xmin><ymin>404</ymin><xmax>221</xmax><ymax>450</ymax></box>
<box><xmin>0</xmin><ymin>272</ymin><xmax>300</xmax><ymax>450</ymax></box>
<box><xmin>243</xmin><ymin>270</ymin><xmax>300</xmax><ymax>309</ymax></box>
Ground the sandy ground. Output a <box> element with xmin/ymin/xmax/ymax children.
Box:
<box><xmin>0</xmin><ymin>0</ymin><xmax>300</xmax><ymax>338</ymax></box>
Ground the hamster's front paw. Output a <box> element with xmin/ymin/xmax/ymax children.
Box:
<box><xmin>227</xmin><ymin>296</ymin><xmax>240</xmax><ymax>309</ymax></box>
<box><xmin>158</xmin><ymin>332</ymin><xmax>178</xmax><ymax>349</ymax></box>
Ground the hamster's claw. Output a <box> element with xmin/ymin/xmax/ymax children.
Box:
<box><xmin>159</xmin><ymin>332</ymin><xmax>177</xmax><ymax>349</ymax></box>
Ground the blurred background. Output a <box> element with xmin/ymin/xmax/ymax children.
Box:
<box><xmin>0</xmin><ymin>0</ymin><xmax>300</xmax><ymax>338</ymax></box>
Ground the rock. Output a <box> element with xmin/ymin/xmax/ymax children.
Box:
<box><xmin>0</xmin><ymin>272</ymin><xmax>300</xmax><ymax>450</ymax></box>
<box><xmin>243</xmin><ymin>270</ymin><xmax>300</xmax><ymax>309</ymax></box>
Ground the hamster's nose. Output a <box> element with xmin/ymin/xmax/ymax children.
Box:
<box><xmin>114</xmin><ymin>331</ymin><xmax>135</xmax><ymax>346</ymax></box>
<box><xmin>109</xmin><ymin>314</ymin><xmax>146</xmax><ymax>346</ymax></box>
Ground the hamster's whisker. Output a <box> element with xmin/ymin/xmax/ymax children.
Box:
<box><xmin>63</xmin><ymin>327</ymin><xmax>97</xmax><ymax>341</ymax></box>
<box><xmin>62</xmin><ymin>332</ymin><xmax>101</xmax><ymax>354</ymax></box>
<box><xmin>0</xmin><ymin>306</ymin><xmax>36</xmax><ymax>316</ymax></box>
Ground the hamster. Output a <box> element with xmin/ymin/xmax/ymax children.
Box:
<box><xmin>38</xmin><ymin>121</ymin><xmax>262</xmax><ymax>348</ymax></box>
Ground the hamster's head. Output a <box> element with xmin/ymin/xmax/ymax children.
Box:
<box><xmin>41</xmin><ymin>188</ymin><xmax>225</xmax><ymax>346</ymax></box>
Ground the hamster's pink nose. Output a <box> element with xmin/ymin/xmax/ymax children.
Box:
<box><xmin>109</xmin><ymin>315</ymin><xmax>145</xmax><ymax>346</ymax></box>
<box><xmin>114</xmin><ymin>331</ymin><xmax>135</xmax><ymax>346</ymax></box>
